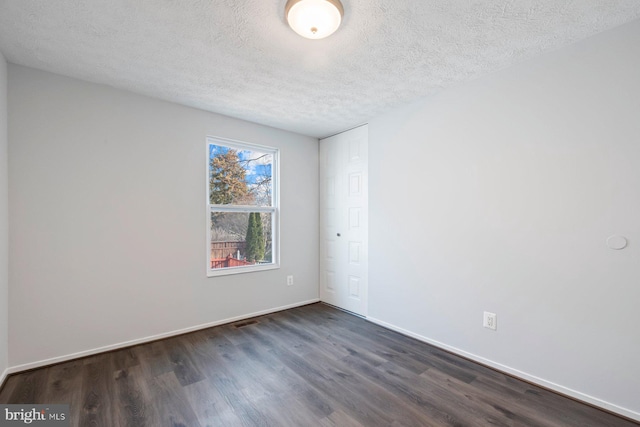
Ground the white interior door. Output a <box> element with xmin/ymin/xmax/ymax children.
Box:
<box><xmin>319</xmin><ymin>125</ymin><xmax>368</xmax><ymax>316</ymax></box>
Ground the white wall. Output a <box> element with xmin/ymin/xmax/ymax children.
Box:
<box><xmin>368</xmin><ymin>20</ymin><xmax>640</xmax><ymax>420</ymax></box>
<box><xmin>8</xmin><ymin>66</ymin><xmax>319</xmax><ymax>367</ymax></box>
<box><xmin>0</xmin><ymin>52</ymin><xmax>9</xmax><ymax>379</ymax></box>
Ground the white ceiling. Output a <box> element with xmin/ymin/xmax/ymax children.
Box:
<box><xmin>1</xmin><ymin>1</ymin><xmax>640</xmax><ymax>138</ymax></box>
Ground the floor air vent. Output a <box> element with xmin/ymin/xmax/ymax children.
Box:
<box><xmin>233</xmin><ymin>320</ymin><xmax>259</xmax><ymax>328</ymax></box>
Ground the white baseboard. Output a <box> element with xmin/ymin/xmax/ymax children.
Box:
<box><xmin>0</xmin><ymin>368</ymin><xmax>9</xmax><ymax>388</ymax></box>
<box><xmin>366</xmin><ymin>316</ymin><xmax>640</xmax><ymax>423</ymax></box>
<box><xmin>7</xmin><ymin>298</ymin><xmax>320</xmax><ymax>375</ymax></box>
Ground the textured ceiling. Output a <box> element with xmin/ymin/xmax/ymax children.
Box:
<box><xmin>1</xmin><ymin>1</ymin><xmax>640</xmax><ymax>138</ymax></box>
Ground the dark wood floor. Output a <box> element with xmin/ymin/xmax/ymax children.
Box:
<box><xmin>0</xmin><ymin>303</ymin><xmax>636</xmax><ymax>426</ymax></box>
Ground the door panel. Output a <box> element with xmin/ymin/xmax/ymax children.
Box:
<box><xmin>319</xmin><ymin>125</ymin><xmax>368</xmax><ymax>316</ymax></box>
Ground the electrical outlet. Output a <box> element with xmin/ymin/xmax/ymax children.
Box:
<box><xmin>287</xmin><ymin>275</ymin><xmax>294</xmax><ymax>286</ymax></box>
<box><xmin>483</xmin><ymin>312</ymin><xmax>497</xmax><ymax>331</ymax></box>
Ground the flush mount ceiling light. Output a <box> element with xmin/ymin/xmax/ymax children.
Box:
<box><xmin>285</xmin><ymin>0</ymin><xmax>344</xmax><ymax>40</ymax></box>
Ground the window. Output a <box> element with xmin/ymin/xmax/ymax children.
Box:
<box><xmin>207</xmin><ymin>137</ymin><xmax>279</xmax><ymax>276</ymax></box>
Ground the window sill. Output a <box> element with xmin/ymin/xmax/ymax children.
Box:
<box><xmin>207</xmin><ymin>262</ymin><xmax>280</xmax><ymax>277</ymax></box>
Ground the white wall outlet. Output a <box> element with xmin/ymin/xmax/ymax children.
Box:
<box><xmin>483</xmin><ymin>311</ymin><xmax>497</xmax><ymax>330</ymax></box>
<box><xmin>287</xmin><ymin>275</ymin><xmax>294</xmax><ymax>286</ymax></box>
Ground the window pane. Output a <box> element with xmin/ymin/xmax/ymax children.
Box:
<box><xmin>210</xmin><ymin>211</ymin><xmax>273</xmax><ymax>269</ymax></box>
<box><xmin>209</xmin><ymin>144</ymin><xmax>273</xmax><ymax>207</ymax></box>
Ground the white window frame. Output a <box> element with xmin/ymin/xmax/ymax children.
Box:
<box><xmin>206</xmin><ymin>136</ymin><xmax>280</xmax><ymax>277</ymax></box>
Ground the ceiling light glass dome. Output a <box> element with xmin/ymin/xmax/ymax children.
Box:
<box><xmin>286</xmin><ymin>0</ymin><xmax>344</xmax><ymax>40</ymax></box>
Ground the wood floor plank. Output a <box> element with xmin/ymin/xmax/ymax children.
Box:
<box><xmin>0</xmin><ymin>374</ymin><xmax>19</xmax><ymax>403</ymax></box>
<box><xmin>308</xmin><ymin>350</ymin><xmax>445</xmax><ymax>427</ymax></box>
<box><xmin>113</xmin><ymin>365</ymin><xmax>156</xmax><ymax>427</ymax></box>
<box><xmin>0</xmin><ymin>303</ymin><xmax>636</xmax><ymax>427</ymax></box>
<box><xmin>44</xmin><ymin>359</ymin><xmax>83</xmax><ymax>402</ymax></box>
<box><xmin>318</xmin><ymin>409</ymin><xmax>366</xmax><ymax>427</ymax></box>
<box><xmin>182</xmin><ymin>377</ymin><xmax>241</xmax><ymax>427</ymax></box>
<box><xmin>80</xmin><ymin>355</ymin><xmax>115</xmax><ymax>426</ymax></box>
<box><xmin>269</xmin><ymin>345</ymin><xmax>396</xmax><ymax>426</ymax></box>
<box><xmin>44</xmin><ymin>359</ymin><xmax>84</xmax><ymax>424</ymax></box>
<box><xmin>6</xmin><ymin>368</ymin><xmax>50</xmax><ymax>403</ymax></box>
<box><xmin>112</xmin><ymin>347</ymin><xmax>141</xmax><ymax>371</ymax></box>
<box><xmin>210</xmin><ymin>375</ymin><xmax>271</xmax><ymax>426</ymax></box>
<box><xmin>238</xmin><ymin>327</ymin><xmax>336</xmax><ymax>421</ymax></box>
<box><xmin>419</xmin><ymin>363</ymin><xmax>551</xmax><ymax>427</ymax></box>
<box><xmin>133</xmin><ymin>339</ymin><xmax>174</xmax><ymax>378</ymax></box>
<box><xmin>148</xmin><ymin>372</ymin><xmax>202</xmax><ymax>427</ymax></box>
<box><xmin>163</xmin><ymin>337</ymin><xmax>205</xmax><ymax>387</ymax></box>
<box><xmin>282</xmin><ymin>313</ymin><xmax>391</xmax><ymax>372</ymax></box>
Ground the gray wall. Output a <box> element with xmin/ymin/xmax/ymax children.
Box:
<box><xmin>8</xmin><ymin>65</ymin><xmax>319</xmax><ymax>367</ymax></box>
<box><xmin>368</xmin><ymin>20</ymin><xmax>640</xmax><ymax>419</ymax></box>
<box><xmin>0</xmin><ymin>52</ymin><xmax>8</xmax><ymax>378</ymax></box>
